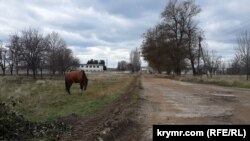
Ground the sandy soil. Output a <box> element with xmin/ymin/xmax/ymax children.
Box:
<box><xmin>138</xmin><ymin>75</ymin><xmax>250</xmax><ymax>141</ymax></box>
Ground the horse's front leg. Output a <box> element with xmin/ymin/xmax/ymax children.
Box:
<box><xmin>80</xmin><ymin>82</ymin><xmax>84</xmax><ymax>94</ymax></box>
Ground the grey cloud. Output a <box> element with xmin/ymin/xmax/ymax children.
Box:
<box><xmin>196</xmin><ymin>0</ymin><xmax>250</xmax><ymax>60</ymax></box>
<box><xmin>0</xmin><ymin>0</ymin><xmax>249</xmax><ymax>67</ymax></box>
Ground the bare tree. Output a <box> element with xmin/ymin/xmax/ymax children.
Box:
<box><xmin>7</xmin><ymin>33</ymin><xmax>22</xmax><ymax>75</ymax></box>
<box><xmin>161</xmin><ymin>0</ymin><xmax>201</xmax><ymax>75</ymax></box>
<box><xmin>117</xmin><ymin>60</ymin><xmax>128</xmax><ymax>71</ymax></box>
<box><xmin>1</xmin><ymin>28</ymin><xmax>79</xmax><ymax>77</ymax></box>
<box><xmin>142</xmin><ymin>0</ymin><xmax>202</xmax><ymax>75</ymax></box>
<box><xmin>56</xmin><ymin>47</ymin><xmax>79</xmax><ymax>74</ymax></box>
<box><xmin>185</xmin><ymin>20</ymin><xmax>200</xmax><ymax>76</ymax></box>
<box><xmin>231</xmin><ymin>54</ymin><xmax>243</xmax><ymax>75</ymax></box>
<box><xmin>203</xmin><ymin>49</ymin><xmax>221</xmax><ymax>78</ymax></box>
<box><xmin>235</xmin><ymin>31</ymin><xmax>250</xmax><ymax>80</ymax></box>
<box><xmin>6</xmin><ymin>49</ymin><xmax>14</xmax><ymax>75</ymax></box>
<box><xmin>46</xmin><ymin>32</ymin><xmax>66</xmax><ymax>75</ymax></box>
<box><xmin>130</xmin><ymin>48</ymin><xmax>141</xmax><ymax>73</ymax></box>
<box><xmin>141</xmin><ymin>25</ymin><xmax>175</xmax><ymax>74</ymax></box>
<box><xmin>20</xmin><ymin>28</ymin><xmax>48</xmax><ymax>79</ymax></box>
<box><xmin>0</xmin><ymin>41</ymin><xmax>7</xmax><ymax>75</ymax></box>
<box><xmin>219</xmin><ymin>60</ymin><xmax>226</xmax><ymax>75</ymax></box>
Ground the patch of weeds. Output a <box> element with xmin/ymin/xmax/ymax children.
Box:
<box><xmin>173</xmin><ymin>76</ymin><xmax>250</xmax><ymax>89</ymax></box>
<box><xmin>0</xmin><ymin>97</ymin><xmax>70</xmax><ymax>141</ymax></box>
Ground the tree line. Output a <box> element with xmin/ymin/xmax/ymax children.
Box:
<box><xmin>117</xmin><ymin>48</ymin><xmax>141</xmax><ymax>73</ymax></box>
<box><xmin>141</xmin><ymin>0</ymin><xmax>223</xmax><ymax>77</ymax></box>
<box><xmin>0</xmin><ymin>28</ymin><xmax>79</xmax><ymax>78</ymax></box>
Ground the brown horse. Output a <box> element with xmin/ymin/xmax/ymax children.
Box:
<box><xmin>65</xmin><ymin>70</ymin><xmax>88</xmax><ymax>94</ymax></box>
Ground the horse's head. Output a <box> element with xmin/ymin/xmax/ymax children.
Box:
<box><xmin>84</xmin><ymin>78</ymin><xmax>88</xmax><ymax>90</ymax></box>
<box><xmin>82</xmin><ymin>70</ymin><xmax>88</xmax><ymax>90</ymax></box>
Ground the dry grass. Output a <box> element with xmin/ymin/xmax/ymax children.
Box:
<box><xmin>0</xmin><ymin>73</ymin><xmax>135</xmax><ymax>122</ymax></box>
<box><xmin>174</xmin><ymin>75</ymin><xmax>250</xmax><ymax>89</ymax></box>
<box><xmin>61</xmin><ymin>74</ymin><xmax>141</xmax><ymax>141</ymax></box>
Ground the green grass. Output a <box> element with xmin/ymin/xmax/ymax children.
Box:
<box><xmin>0</xmin><ymin>73</ymin><xmax>134</xmax><ymax>122</ymax></box>
<box><xmin>174</xmin><ymin>75</ymin><xmax>250</xmax><ymax>89</ymax></box>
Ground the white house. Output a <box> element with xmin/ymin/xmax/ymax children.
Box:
<box><xmin>141</xmin><ymin>66</ymin><xmax>153</xmax><ymax>73</ymax></box>
<box><xmin>79</xmin><ymin>64</ymin><xmax>104</xmax><ymax>72</ymax></box>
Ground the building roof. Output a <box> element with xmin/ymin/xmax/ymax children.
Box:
<box><xmin>79</xmin><ymin>64</ymin><xmax>104</xmax><ymax>66</ymax></box>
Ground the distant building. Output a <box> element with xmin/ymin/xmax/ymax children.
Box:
<box><xmin>79</xmin><ymin>64</ymin><xmax>104</xmax><ymax>72</ymax></box>
<box><xmin>141</xmin><ymin>66</ymin><xmax>153</xmax><ymax>73</ymax></box>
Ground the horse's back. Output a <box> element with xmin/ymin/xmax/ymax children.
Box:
<box><xmin>65</xmin><ymin>70</ymin><xmax>82</xmax><ymax>83</ymax></box>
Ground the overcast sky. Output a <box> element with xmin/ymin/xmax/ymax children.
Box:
<box><xmin>0</xmin><ymin>0</ymin><xmax>250</xmax><ymax>67</ymax></box>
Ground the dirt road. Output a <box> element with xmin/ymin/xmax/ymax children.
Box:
<box><xmin>138</xmin><ymin>75</ymin><xmax>250</xmax><ymax>141</ymax></box>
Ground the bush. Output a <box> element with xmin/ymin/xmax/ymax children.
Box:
<box><xmin>0</xmin><ymin>97</ymin><xmax>69</xmax><ymax>140</ymax></box>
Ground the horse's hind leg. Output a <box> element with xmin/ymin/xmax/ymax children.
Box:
<box><xmin>68</xmin><ymin>82</ymin><xmax>72</xmax><ymax>94</ymax></box>
<box><xmin>80</xmin><ymin>82</ymin><xmax>83</xmax><ymax>90</ymax></box>
<box><xmin>80</xmin><ymin>83</ymin><xmax>84</xmax><ymax>94</ymax></box>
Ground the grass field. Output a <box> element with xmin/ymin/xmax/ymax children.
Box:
<box><xmin>174</xmin><ymin>75</ymin><xmax>250</xmax><ymax>89</ymax></box>
<box><xmin>0</xmin><ymin>73</ymin><xmax>134</xmax><ymax>122</ymax></box>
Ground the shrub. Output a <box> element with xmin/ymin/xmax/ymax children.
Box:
<box><xmin>0</xmin><ymin>97</ymin><xmax>69</xmax><ymax>140</ymax></box>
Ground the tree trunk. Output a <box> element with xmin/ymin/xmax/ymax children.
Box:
<box><xmin>2</xmin><ymin>67</ymin><xmax>5</xmax><ymax>75</ymax></box>
<box><xmin>247</xmin><ymin>54</ymin><xmax>249</xmax><ymax>80</ymax></box>
<box><xmin>27</xmin><ymin>67</ymin><xmax>29</xmax><ymax>76</ymax></box>
<box><xmin>16</xmin><ymin>62</ymin><xmax>19</xmax><ymax>75</ymax></box>
<box><xmin>32</xmin><ymin>68</ymin><xmax>36</xmax><ymax>79</ymax></box>
<box><xmin>2</xmin><ymin>53</ymin><xmax>6</xmax><ymax>75</ymax></box>
<box><xmin>40</xmin><ymin>68</ymin><xmax>43</xmax><ymax>79</ymax></box>
<box><xmin>157</xmin><ymin>68</ymin><xmax>161</xmax><ymax>74</ymax></box>
<box><xmin>167</xmin><ymin>69</ymin><xmax>171</xmax><ymax>75</ymax></box>
<box><xmin>190</xmin><ymin>58</ymin><xmax>196</xmax><ymax>76</ymax></box>
<box><xmin>10</xmin><ymin>66</ymin><xmax>13</xmax><ymax>75</ymax></box>
<box><xmin>175</xmin><ymin>59</ymin><xmax>181</xmax><ymax>76</ymax></box>
<box><xmin>52</xmin><ymin>68</ymin><xmax>56</xmax><ymax>75</ymax></box>
<box><xmin>197</xmin><ymin>37</ymin><xmax>202</xmax><ymax>75</ymax></box>
<box><xmin>188</xmin><ymin>32</ymin><xmax>196</xmax><ymax>76</ymax></box>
